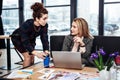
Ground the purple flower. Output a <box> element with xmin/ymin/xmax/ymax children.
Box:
<box><xmin>90</xmin><ymin>53</ymin><xmax>98</xmax><ymax>60</ymax></box>
<box><xmin>99</xmin><ymin>48</ymin><xmax>106</xmax><ymax>55</ymax></box>
<box><xmin>114</xmin><ymin>52</ymin><xmax>119</xmax><ymax>56</ymax></box>
<box><xmin>90</xmin><ymin>48</ymin><xmax>119</xmax><ymax>71</ymax></box>
<box><xmin>109</xmin><ymin>52</ymin><xmax>119</xmax><ymax>57</ymax></box>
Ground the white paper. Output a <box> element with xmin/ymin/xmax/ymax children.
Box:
<box><xmin>38</xmin><ymin>69</ymin><xmax>55</xmax><ymax>75</ymax></box>
<box><xmin>47</xmin><ymin>71</ymin><xmax>80</xmax><ymax>80</ymax></box>
<box><xmin>7</xmin><ymin>69</ymin><xmax>33</xmax><ymax>78</ymax></box>
<box><xmin>38</xmin><ymin>69</ymin><xmax>55</xmax><ymax>80</ymax></box>
<box><xmin>38</xmin><ymin>74</ymin><xmax>49</xmax><ymax>80</ymax></box>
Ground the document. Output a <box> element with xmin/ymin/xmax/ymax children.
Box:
<box><xmin>38</xmin><ymin>69</ymin><xmax>55</xmax><ymax>80</ymax></box>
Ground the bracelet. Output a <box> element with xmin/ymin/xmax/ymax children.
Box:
<box><xmin>80</xmin><ymin>45</ymin><xmax>85</xmax><ymax>47</ymax></box>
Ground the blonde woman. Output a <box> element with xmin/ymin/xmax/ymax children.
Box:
<box><xmin>62</xmin><ymin>18</ymin><xmax>94</xmax><ymax>66</ymax></box>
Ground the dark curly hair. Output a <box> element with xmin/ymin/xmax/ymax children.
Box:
<box><xmin>31</xmin><ymin>2</ymin><xmax>48</xmax><ymax>20</ymax></box>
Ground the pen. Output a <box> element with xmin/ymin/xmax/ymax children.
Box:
<box><xmin>21</xmin><ymin>71</ymin><xmax>33</xmax><ymax>74</ymax></box>
<box><xmin>75</xmin><ymin>77</ymin><xmax>80</xmax><ymax>80</ymax></box>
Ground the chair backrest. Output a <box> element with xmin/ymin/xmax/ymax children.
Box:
<box><xmin>50</xmin><ymin>35</ymin><xmax>65</xmax><ymax>51</ymax></box>
<box><xmin>0</xmin><ymin>51</ymin><xmax>2</xmax><ymax>57</ymax></box>
<box><xmin>50</xmin><ymin>35</ymin><xmax>65</xmax><ymax>57</ymax></box>
<box><xmin>91</xmin><ymin>36</ymin><xmax>120</xmax><ymax>53</ymax></box>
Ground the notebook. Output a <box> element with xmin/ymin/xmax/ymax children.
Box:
<box><xmin>52</xmin><ymin>51</ymin><xmax>85</xmax><ymax>69</ymax></box>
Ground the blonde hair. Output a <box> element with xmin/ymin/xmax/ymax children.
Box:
<box><xmin>73</xmin><ymin>18</ymin><xmax>93</xmax><ymax>39</ymax></box>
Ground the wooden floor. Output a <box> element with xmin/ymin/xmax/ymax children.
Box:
<box><xmin>0</xmin><ymin>49</ymin><xmax>43</xmax><ymax>77</ymax></box>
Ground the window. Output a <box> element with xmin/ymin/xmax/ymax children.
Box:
<box><xmin>2</xmin><ymin>0</ymin><xmax>19</xmax><ymax>48</ymax></box>
<box><xmin>77</xmin><ymin>0</ymin><xmax>99</xmax><ymax>35</ymax></box>
<box><xmin>2</xmin><ymin>0</ymin><xmax>19</xmax><ymax>35</ymax></box>
<box><xmin>24</xmin><ymin>0</ymin><xmax>41</xmax><ymax>20</ymax></box>
<box><xmin>105</xmin><ymin>0</ymin><xmax>120</xmax><ymax>2</ymax></box>
<box><xmin>3</xmin><ymin>0</ymin><xmax>18</xmax><ymax>8</ymax></box>
<box><xmin>104</xmin><ymin>1</ymin><xmax>120</xmax><ymax>36</ymax></box>
<box><xmin>45</xmin><ymin>0</ymin><xmax>71</xmax><ymax>36</ymax></box>
<box><xmin>44</xmin><ymin>0</ymin><xmax>70</xmax><ymax>6</ymax></box>
<box><xmin>2</xmin><ymin>10</ymin><xmax>19</xmax><ymax>35</ymax></box>
<box><xmin>47</xmin><ymin>6</ymin><xmax>70</xmax><ymax>36</ymax></box>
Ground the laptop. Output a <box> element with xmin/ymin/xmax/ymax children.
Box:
<box><xmin>52</xmin><ymin>51</ymin><xmax>85</xmax><ymax>69</ymax></box>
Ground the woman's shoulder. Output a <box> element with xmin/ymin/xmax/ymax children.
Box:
<box><xmin>24</xmin><ymin>19</ymin><xmax>34</xmax><ymax>25</ymax></box>
<box><xmin>84</xmin><ymin>37</ymin><xmax>93</xmax><ymax>43</ymax></box>
<box><xmin>19</xmin><ymin>19</ymin><xmax>34</xmax><ymax>32</ymax></box>
<box><xmin>20</xmin><ymin>19</ymin><xmax>34</xmax><ymax>29</ymax></box>
<box><xmin>65</xmin><ymin>35</ymin><xmax>73</xmax><ymax>40</ymax></box>
<box><xmin>84</xmin><ymin>37</ymin><xmax>93</xmax><ymax>40</ymax></box>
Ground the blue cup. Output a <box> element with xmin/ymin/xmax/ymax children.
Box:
<box><xmin>43</xmin><ymin>55</ymin><xmax>50</xmax><ymax>68</ymax></box>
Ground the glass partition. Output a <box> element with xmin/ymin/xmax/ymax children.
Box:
<box><xmin>104</xmin><ymin>4</ymin><xmax>120</xmax><ymax>36</ymax></box>
<box><xmin>24</xmin><ymin>0</ymin><xmax>41</xmax><ymax>20</ymax></box>
<box><xmin>44</xmin><ymin>0</ymin><xmax>70</xmax><ymax>6</ymax></box>
<box><xmin>3</xmin><ymin>0</ymin><xmax>18</xmax><ymax>8</ymax></box>
<box><xmin>47</xmin><ymin>6</ymin><xmax>70</xmax><ymax>36</ymax></box>
<box><xmin>77</xmin><ymin>0</ymin><xmax>99</xmax><ymax>35</ymax></box>
<box><xmin>105</xmin><ymin>0</ymin><xmax>120</xmax><ymax>2</ymax></box>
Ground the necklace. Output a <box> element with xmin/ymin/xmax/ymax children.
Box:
<box><xmin>34</xmin><ymin>25</ymin><xmax>41</xmax><ymax>32</ymax></box>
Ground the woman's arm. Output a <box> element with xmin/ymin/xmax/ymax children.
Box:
<box><xmin>81</xmin><ymin>38</ymin><xmax>93</xmax><ymax>58</ymax></box>
<box><xmin>40</xmin><ymin>23</ymin><xmax>49</xmax><ymax>51</ymax></box>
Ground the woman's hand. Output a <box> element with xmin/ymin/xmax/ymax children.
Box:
<box><xmin>73</xmin><ymin>36</ymin><xmax>85</xmax><ymax>46</ymax></box>
<box><xmin>44</xmin><ymin>50</ymin><xmax>50</xmax><ymax>55</ymax></box>
<box><xmin>32</xmin><ymin>50</ymin><xmax>47</xmax><ymax>59</ymax></box>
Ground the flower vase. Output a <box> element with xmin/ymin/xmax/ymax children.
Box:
<box><xmin>99</xmin><ymin>69</ymin><xmax>110</xmax><ymax>80</ymax></box>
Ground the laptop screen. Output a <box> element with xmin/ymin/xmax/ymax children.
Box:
<box><xmin>52</xmin><ymin>51</ymin><xmax>84</xmax><ymax>69</ymax></box>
